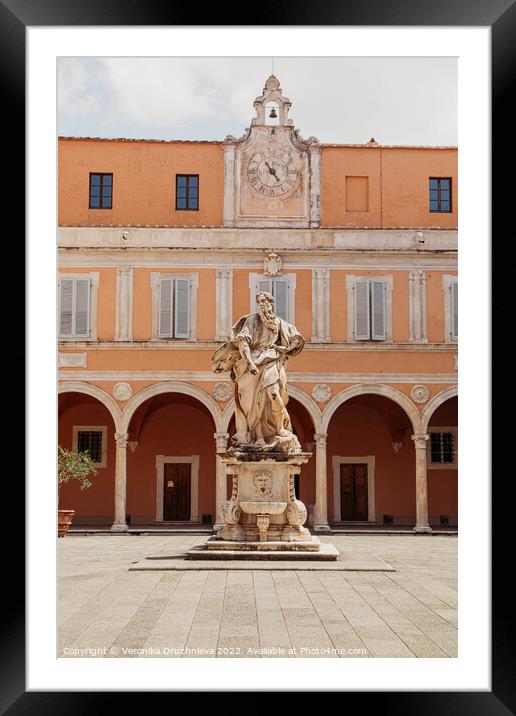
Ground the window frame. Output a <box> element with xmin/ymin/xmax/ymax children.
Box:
<box><xmin>89</xmin><ymin>173</ymin><xmax>113</xmax><ymax>210</ymax></box>
<box><xmin>429</xmin><ymin>177</ymin><xmax>452</xmax><ymax>213</ymax></box>
<box><xmin>58</xmin><ymin>273</ymin><xmax>99</xmax><ymax>341</ymax></box>
<box><xmin>345</xmin><ymin>275</ymin><xmax>393</xmax><ymax>343</ymax></box>
<box><xmin>151</xmin><ymin>272</ymin><xmax>199</xmax><ymax>341</ymax></box>
<box><xmin>175</xmin><ymin>174</ymin><xmax>199</xmax><ymax>211</ymax></box>
<box><xmin>427</xmin><ymin>426</ymin><xmax>458</xmax><ymax>470</ymax></box>
<box><xmin>72</xmin><ymin>426</ymin><xmax>108</xmax><ymax>469</ymax></box>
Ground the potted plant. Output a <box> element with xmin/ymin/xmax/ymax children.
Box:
<box><xmin>58</xmin><ymin>446</ymin><xmax>99</xmax><ymax>537</ymax></box>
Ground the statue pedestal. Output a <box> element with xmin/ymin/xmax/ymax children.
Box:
<box><xmin>186</xmin><ymin>451</ymin><xmax>338</xmax><ymax>561</ymax></box>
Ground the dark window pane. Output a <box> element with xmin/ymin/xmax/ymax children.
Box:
<box><xmin>442</xmin><ymin>433</ymin><xmax>454</xmax><ymax>462</ymax></box>
<box><xmin>103</xmin><ymin>174</ymin><xmax>112</xmax><ymax>185</ymax></box>
<box><xmin>90</xmin><ymin>196</ymin><xmax>100</xmax><ymax>208</ymax></box>
<box><xmin>429</xmin><ymin>179</ymin><xmax>438</xmax><ymax>189</ymax></box>
<box><xmin>429</xmin><ymin>190</ymin><xmax>439</xmax><ymax>200</ymax></box>
<box><xmin>177</xmin><ymin>187</ymin><xmax>187</xmax><ymax>198</ymax></box>
<box><xmin>440</xmin><ymin>190</ymin><xmax>450</xmax><ymax>200</ymax></box>
<box><xmin>188</xmin><ymin>187</ymin><xmax>198</xmax><ymax>198</ymax></box>
<box><xmin>102</xmin><ymin>185</ymin><xmax>112</xmax><ymax>197</ymax></box>
<box><xmin>177</xmin><ymin>198</ymin><xmax>187</xmax><ymax>209</ymax></box>
<box><xmin>440</xmin><ymin>179</ymin><xmax>450</xmax><ymax>189</ymax></box>
<box><xmin>441</xmin><ymin>201</ymin><xmax>450</xmax><ymax>212</ymax></box>
<box><xmin>90</xmin><ymin>174</ymin><xmax>101</xmax><ymax>185</ymax></box>
<box><xmin>430</xmin><ymin>201</ymin><xmax>439</xmax><ymax>212</ymax></box>
<box><xmin>189</xmin><ymin>176</ymin><xmax>199</xmax><ymax>187</ymax></box>
<box><xmin>177</xmin><ymin>175</ymin><xmax>187</xmax><ymax>187</ymax></box>
<box><xmin>103</xmin><ymin>197</ymin><xmax>112</xmax><ymax>209</ymax></box>
<box><xmin>90</xmin><ymin>185</ymin><xmax>100</xmax><ymax>197</ymax></box>
<box><xmin>189</xmin><ymin>198</ymin><xmax>198</xmax><ymax>209</ymax></box>
<box><xmin>430</xmin><ymin>433</ymin><xmax>442</xmax><ymax>463</ymax></box>
<box><xmin>78</xmin><ymin>431</ymin><xmax>102</xmax><ymax>462</ymax></box>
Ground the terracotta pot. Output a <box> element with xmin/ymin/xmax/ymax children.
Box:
<box><xmin>58</xmin><ymin>509</ymin><xmax>75</xmax><ymax>537</ymax></box>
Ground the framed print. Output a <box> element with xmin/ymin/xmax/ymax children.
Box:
<box><xmin>5</xmin><ymin>0</ymin><xmax>511</xmax><ymax>709</ymax></box>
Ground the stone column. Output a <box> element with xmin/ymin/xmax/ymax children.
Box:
<box><xmin>412</xmin><ymin>434</ymin><xmax>432</xmax><ymax>533</ymax></box>
<box><xmin>215</xmin><ymin>268</ymin><xmax>233</xmax><ymax>341</ymax></box>
<box><xmin>111</xmin><ymin>432</ymin><xmax>129</xmax><ymax>532</ymax></box>
<box><xmin>314</xmin><ymin>433</ymin><xmax>331</xmax><ymax>531</ymax></box>
<box><xmin>213</xmin><ymin>432</ymin><xmax>229</xmax><ymax>529</ymax></box>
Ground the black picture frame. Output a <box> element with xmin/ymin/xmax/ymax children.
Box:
<box><xmin>8</xmin><ymin>0</ymin><xmax>509</xmax><ymax>709</ymax></box>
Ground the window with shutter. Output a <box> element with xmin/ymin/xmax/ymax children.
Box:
<box><xmin>59</xmin><ymin>277</ymin><xmax>91</xmax><ymax>338</ymax></box>
<box><xmin>353</xmin><ymin>278</ymin><xmax>387</xmax><ymax>341</ymax></box>
<box><xmin>158</xmin><ymin>276</ymin><xmax>192</xmax><ymax>339</ymax></box>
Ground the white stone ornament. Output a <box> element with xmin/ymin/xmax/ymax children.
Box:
<box><xmin>312</xmin><ymin>384</ymin><xmax>332</xmax><ymax>403</ymax></box>
<box><xmin>113</xmin><ymin>382</ymin><xmax>133</xmax><ymax>401</ymax></box>
<box><xmin>212</xmin><ymin>382</ymin><xmax>233</xmax><ymax>402</ymax></box>
<box><xmin>264</xmin><ymin>252</ymin><xmax>282</xmax><ymax>277</ymax></box>
<box><xmin>411</xmin><ymin>385</ymin><xmax>430</xmax><ymax>404</ymax></box>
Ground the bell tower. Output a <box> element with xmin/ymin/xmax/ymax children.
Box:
<box><xmin>252</xmin><ymin>75</ymin><xmax>293</xmax><ymax>127</ymax></box>
<box><xmin>223</xmin><ymin>75</ymin><xmax>321</xmax><ymax>229</ymax></box>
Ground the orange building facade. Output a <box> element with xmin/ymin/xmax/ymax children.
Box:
<box><xmin>58</xmin><ymin>76</ymin><xmax>458</xmax><ymax>532</ymax></box>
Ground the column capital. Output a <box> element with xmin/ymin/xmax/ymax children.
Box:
<box><xmin>214</xmin><ymin>432</ymin><xmax>230</xmax><ymax>452</ymax></box>
<box><xmin>314</xmin><ymin>433</ymin><xmax>327</xmax><ymax>448</ymax></box>
<box><xmin>114</xmin><ymin>432</ymin><xmax>129</xmax><ymax>448</ymax></box>
<box><xmin>411</xmin><ymin>434</ymin><xmax>429</xmax><ymax>449</ymax></box>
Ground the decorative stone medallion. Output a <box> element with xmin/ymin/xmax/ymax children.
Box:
<box><xmin>411</xmin><ymin>385</ymin><xmax>430</xmax><ymax>404</ymax></box>
<box><xmin>212</xmin><ymin>382</ymin><xmax>233</xmax><ymax>402</ymax></box>
<box><xmin>113</xmin><ymin>382</ymin><xmax>133</xmax><ymax>401</ymax></box>
<box><xmin>253</xmin><ymin>470</ymin><xmax>273</xmax><ymax>498</ymax></box>
<box><xmin>312</xmin><ymin>384</ymin><xmax>332</xmax><ymax>404</ymax></box>
<box><xmin>264</xmin><ymin>252</ymin><xmax>282</xmax><ymax>277</ymax></box>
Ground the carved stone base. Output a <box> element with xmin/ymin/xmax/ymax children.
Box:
<box><xmin>203</xmin><ymin>451</ymin><xmax>338</xmax><ymax>560</ymax></box>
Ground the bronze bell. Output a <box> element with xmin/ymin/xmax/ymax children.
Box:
<box><xmin>269</xmin><ymin>107</ymin><xmax>278</xmax><ymax>119</ymax></box>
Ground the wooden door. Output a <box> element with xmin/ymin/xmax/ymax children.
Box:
<box><xmin>340</xmin><ymin>463</ymin><xmax>368</xmax><ymax>521</ymax></box>
<box><xmin>163</xmin><ymin>463</ymin><xmax>191</xmax><ymax>521</ymax></box>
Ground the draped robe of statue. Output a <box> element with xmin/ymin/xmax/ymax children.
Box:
<box><xmin>212</xmin><ymin>312</ymin><xmax>305</xmax><ymax>451</ymax></box>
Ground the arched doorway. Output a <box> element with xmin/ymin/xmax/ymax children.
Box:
<box><xmin>123</xmin><ymin>386</ymin><xmax>219</xmax><ymax>525</ymax></box>
<box><xmin>424</xmin><ymin>394</ymin><xmax>458</xmax><ymax>527</ymax></box>
<box><xmin>323</xmin><ymin>387</ymin><xmax>419</xmax><ymax>526</ymax></box>
<box><xmin>58</xmin><ymin>389</ymin><xmax>118</xmax><ymax>525</ymax></box>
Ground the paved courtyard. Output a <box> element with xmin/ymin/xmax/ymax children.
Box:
<box><xmin>58</xmin><ymin>534</ymin><xmax>457</xmax><ymax>659</ymax></box>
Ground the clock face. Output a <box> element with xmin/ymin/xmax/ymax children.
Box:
<box><xmin>247</xmin><ymin>151</ymin><xmax>298</xmax><ymax>197</ymax></box>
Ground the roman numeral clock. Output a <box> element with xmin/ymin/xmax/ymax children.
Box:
<box><xmin>223</xmin><ymin>75</ymin><xmax>321</xmax><ymax>229</ymax></box>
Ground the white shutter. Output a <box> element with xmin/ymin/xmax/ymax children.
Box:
<box><xmin>273</xmin><ymin>278</ymin><xmax>289</xmax><ymax>321</ymax></box>
<box><xmin>451</xmin><ymin>280</ymin><xmax>458</xmax><ymax>340</ymax></box>
<box><xmin>174</xmin><ymin>278</ymin><xmax>191</xmax><ymax>338</ymax></box>
<box><xmin>59</xmin><ymin>279</ymin><xmax>74</xmax><ymax>336</ymax></box>
<box><xmin>371</xmin><ymin>280</ymin><xmax>386</xmax><ymax>340</ymax></box>
<box><xmin>75</xmin><ymin>279</ymin><xmax>90</xmax><ymax>336</ymax></box>
<box><xmin>354</xmin><ymin>280</ymin><xmax>370</xmax><ymax>340</ymax></box>
<box><xmin>159</xmin><ymin>277</ymin><xmax>173</xmax><ymax>337</ymax></box>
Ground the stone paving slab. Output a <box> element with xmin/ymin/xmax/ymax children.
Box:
<box><xmin>58</xmin><ymin>534</ymin><xmax>456</xmax><ymax>658</ymax></box>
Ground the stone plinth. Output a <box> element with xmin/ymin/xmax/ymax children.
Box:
<box><xmin>186</xmin><ymin>451</ymin><xmax>338</xmax><ymax>561</ymax></box>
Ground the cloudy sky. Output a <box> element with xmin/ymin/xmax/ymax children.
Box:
<box><xmin>57</xmin><ymin>57</ymin><xmax>457</xmax><ymax>146</ymax></box>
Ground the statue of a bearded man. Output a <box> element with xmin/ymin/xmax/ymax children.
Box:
<box><xmin>212</xmin><ymin>291</ymin><xmax>305</xmax><ymax>453</ymax></box>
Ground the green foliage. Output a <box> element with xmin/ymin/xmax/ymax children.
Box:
<box><xmin>58</xmin><ymin>446</ymin><xmax>99</xmax><ymax>493</ymax></box>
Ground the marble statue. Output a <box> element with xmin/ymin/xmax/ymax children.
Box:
<box><xmin>212</xmin><ymin>291</ymin><xmax>304</xmax><ymax>453</ymax></box>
